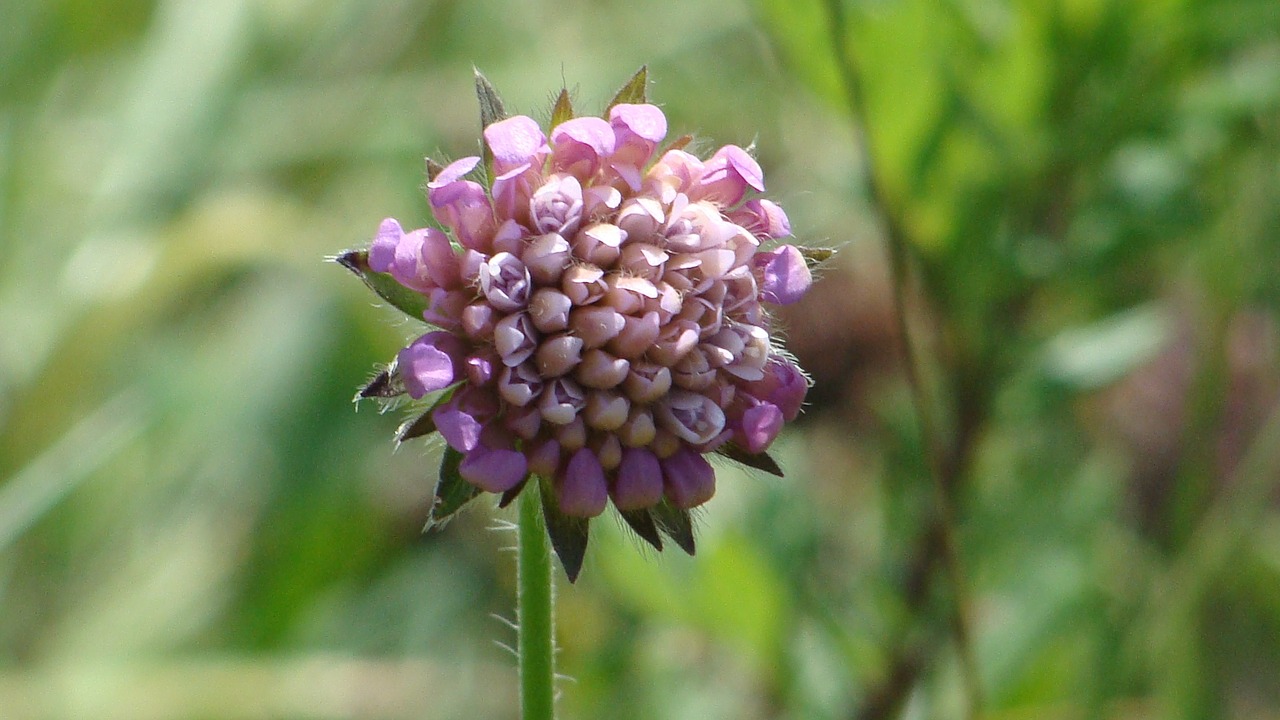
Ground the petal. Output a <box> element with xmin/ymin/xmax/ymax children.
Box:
<box><xmin>660</xmin><ymin>447</ymin><xmax>717</xmax><ymax>509</ymax></box>
<box><xmin>612</xmin><ymin>448</ymin><xmax>664</xmax><ymax>511</ymax></box>
<box><xmin>484</xmin><ymin>116</ymin><xmax>547</xmax><ymax>174</ymax></box>
<box><xmin>756</xmin><ymin>245</ymin><xmax>812</xmax><ymax>305</ymax></box>
<box><xmin>461</xmin><ymin>445</ymin><xmax>528</xmax><ymax>493</ymax></box>
<box><xmin>739</xmin><ymin>402</ymin><xmax>784</xmax><ymax>454</ymax></box>
<box><xmin>557</xmin><ymin>448</ymin><xmax>609</xmax><ymax>517</ymax></box>
<box><xmin>369</xmin><ymin>218</ymin><xmax>404</xmax><ymax>273</ymax></box>
<box><xmin>397</xmin><ymin>332</ymin><xmax>461</xmax><ymax>398</ymax></box>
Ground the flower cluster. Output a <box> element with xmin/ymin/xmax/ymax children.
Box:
<box><xmin>347</xmin><ymin>73</ymin><xmax>812</xmax><ymax>579</ymax></box>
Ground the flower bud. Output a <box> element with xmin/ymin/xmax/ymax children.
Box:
<box><xmin>584</xmin><ymin>391</ymin><xmax>629</xmax><ymax>432</ymax></box>
<box><xmin>494</xmin><ymin>313</ymin><xmax>538</xmax><ymax>367</ymax></box>
<box><xmin>660</xmin><ymin>446</ymin><xmax>716</xmax><ymax>508</ymax></box>
<box><xmin>655</xmin><ymin>390</ymin><xmax>725</xmax><ymax>446</ymax></box>
<box><xmin>535</xmin><ymin>334</ymin><xmax>584</xmax><ymax>378</ymax></box>
<box><xmin>577</xmin><ymin>349</ymin><xmax>630</xmax><ymax>390</ymax></box>
<box><xmin>556</xmin><ymin>448</ymin><xmax>609</xmax><ymax>517</ymax></box>
<box><xmin>523</xmin><ymin>232</ymin><xmax>572</xmax><ymax>285</ymax></box>
<box><xmin>612</xmin><ymin>447</ymin><xmax>664</xmax><ymax>511</ymax></box>
<box><xmin>539</xmin><ymin>377</ymin><xmax>586</xmax><ymax>425</ymax></box>
<box><xmin>529</xmin><ymin>288</ymin><xmax>572</xmax><ymax>333</ymax></box>
<box><xmin>622</xmin><ymin>362</ymin><xmax>672</xmax><ymax>404</ymax></box>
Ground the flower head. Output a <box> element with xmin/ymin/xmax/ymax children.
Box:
<box><xmin>343</xmin><ymin>69</ymin><xmax>814</xmax><ymax>581</ymax></box>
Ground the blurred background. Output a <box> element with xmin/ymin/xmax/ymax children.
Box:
<box><xmin>2</xmin><ymin>0</ymin><xmax>1278</xmax><ymax>718</ymax></box>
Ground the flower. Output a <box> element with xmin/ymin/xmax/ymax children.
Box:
<box><xmin>344</xmin><ymin>70</ymin><xmax>813</xmax><ymax>581</ymax></box>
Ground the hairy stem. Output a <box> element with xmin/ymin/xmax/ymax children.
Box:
<box><xmin>518</xmin><ymin>486</ymin><xmax>556</xmax><ymax>720</ymax></box>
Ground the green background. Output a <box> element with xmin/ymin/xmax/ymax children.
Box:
<box><xmin>2</xmin><ymin>0</ymin><xmax>1278</xmax><ymax>718</ymax></box>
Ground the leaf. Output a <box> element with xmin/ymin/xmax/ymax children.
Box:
<box><xmin>606</xmin><ymin>66</ymin><xmax>648</xmax><ymax>110</ymax></box>
<box><xmin>651</xmin><ymin>500</ymin><xmax>695</xmax><ymax>555</ymax></box>
<box><xmin>539</xmin><ymin>476</ymin><xmax>590</xmax><ymax>582</ymax></box>
<box><xmin>334</xmin><ymin>249</ymin><xmax>429</xmax><ymax>321</ymax></box>
<box><xmin>549</xmin><ymin>88</ymin><xmax>574</xmax><ymax>129</ymax></box>
<box><xmin>425</xmin><ymin>446</ymin><xmax>480</xmax><ymax>530</ymax></box>
<box><xmin>619</xmin><ymin>509</ymin><xmax>663</xmax><ymax>552</ymax></box>
<box><xmin>716</xmin><ymin>443</ymin><xmax>785</xmax><ymax>478</ymax></box>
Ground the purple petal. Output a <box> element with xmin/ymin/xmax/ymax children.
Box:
<box><xmin>397</xmin><ymin>332</ymin><xmax>462</xmax><ymax>398</ymax></box>
<box><xmin>484</xmin><ymin>116</ymin><xmax>548</xmax><ymax>174</ymax></box>
<box><xmin>557</xmin><ymin>448</ymin><xmax>609</xmax><ymax>517</ymax></box>
<box><xmin>460</xmin><ymin>444</ymin><xmax>528</xmax><ymax>493</ymax></box>
<box><xmin>660</xmin><ymin>447</ymin><xmax>717</xmax><ymax>509</ymax></box>
<box><xmin>609</xmin><ymin>103</ymin><xmax>667</xmax><ymax>167</ymax></box>
<box><xmin>369</xmin><ymin>218</ymin><xmax>403</xmax><ymax>273</ymax></box>
<box><xmin>429</xmin><ymin>156</ymin><xmax>481</xmax><ymax>187</ymax></box>
<box><xmin>730</xmin><ymin>199</ymin><xmax>791</xmax><ymax>239</ymax></box>
<box><xmin>755</xmin><ymin>245</ymin><xmax>812</xmax><ymax>305</ymax></box>
<box><xmin>550</xmin><ymin>117</ymin><xmax>616</xmax><ymax>178</ymax></box>
<box><xmin>433</xmin><ymin>402</ymin><xmax>484</xmax><ymax>453</ymax></box>
<box><xmin>612</xmin><ymin>447</ymin><xmax>664</xmax><ymax>511</ymax></box>
<box><xmin>694</xmin><ymin>145</ymin><xmax>764</xmax><ymax>205</ymax></box>
<box><xmin>739</xmin><ymin>402</ymin><xmax>783</xmax><ymax>454</ymax></box>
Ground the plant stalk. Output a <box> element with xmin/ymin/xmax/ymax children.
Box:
<box><xmin>518</xmin><ymin>485</ymin><xmax>556</xmax><ymax>720</ymax></box>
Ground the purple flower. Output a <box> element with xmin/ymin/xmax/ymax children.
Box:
<box><xmin>350</xmin><ymin>73</ymin><xmax>816</xmax><ymax>575</ymax></box>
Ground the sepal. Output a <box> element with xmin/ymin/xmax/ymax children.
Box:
<box><xmin>607</xmin><ymin>66</ymin><xmax>648</xmax><ymax>110</ymax></box>
<box><xmin>650</xmin><ymin>500</ymin><xmax>696</xmax><ymax>555</ymax></box>
<box><xmin>550</xmin><ymin>89</ymin><xmax>574</xmax><ymax>129</ymax></box>
<box><xmin>619</xmin><ymin>509</ymin><xmax>663</xmax><ymax>552</ymax></box>
<box><xmin>716</xmin><ymin>443</ymin><xmax>784</xmax><ymax>478</ymax></box>
<box><xmin>424</xmin><ymin>446</ymin><xmax>482</xmax><ymax>530</ymax></box>
<box><xmin>335</xmin><ymin>249</ymin><xmax>430</xmax><ymax>321</ymax></box>
<box><xmin>538</xmin><ymin>476</ymin><xmax>590</xmax><ymax>582</ymax></box>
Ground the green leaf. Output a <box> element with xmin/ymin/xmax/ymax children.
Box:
<box><xmin>334</xmin><ymin>249</ymin><xmax>429</xmax><ymax>321</ymax></box>
<box><xmin>619</xmin><ymin>509</ymin><xmax>663</xmax><ymax>552</ymax></box>
<box><xmin>606</xmin><ymin>66</ymin><xmax>648</xmax><ymax>110</ymax></box>
<box><xmin>539</xmin><ymin>476</ymin><xmax>590</xmax><ymax>582</ymax></box>
<box><xmin>651</xmin><ymin>500</ymin><xmax>695</xmax><ymax>555</ymax></box>
<box><xmin>549</xmin><ymin>88</ymin><xmax>574</xmax><ymax>129</ymax></box>
<box><xmin>425</xmin><ymin>446</ymin><xmax>481</xmax><ymax>530</ymax></box>
<box><xmin>716</xmin><ymin>443</ymin><xmax>785</xmax><ymax>478</ymax></box>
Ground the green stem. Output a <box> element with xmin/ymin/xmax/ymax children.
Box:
<box><xmin>518</xmin><ymin>485</ymin><xmax>556</xmax><ymax>720</ymax></box>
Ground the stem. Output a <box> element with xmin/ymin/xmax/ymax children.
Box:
<box><xmin>819</xmin><ymin>1</ymin><xmax>982</xmax><ymax>717</ymax></box>
<box><xmin>518</xmin><ymin>485</ymin><xmax>556</xmax><ymax>720</ymax></box>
